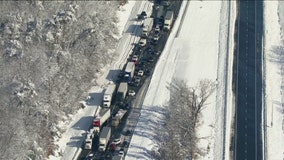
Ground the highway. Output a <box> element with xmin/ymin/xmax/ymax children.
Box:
<box><xmin>234</xmin><ymin>0</ymin><xmax>263</xmax><ymax>160</ymax></box>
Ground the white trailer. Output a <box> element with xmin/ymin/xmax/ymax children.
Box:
<box><xmin>93</xmin><ymin>108</ymin><xmax>111</xmax><ymax>132</ymax></box>
<box><xmin>142</xmin><ymin>18</ymin><xmax>154</xmax><ymax>37</ymax></box>
<box><xmin>103</xmin><ymin>84</ymin><xmax>116</xmax><ymax>107</ymax></box>
<box><xmin>124</xmin><ymin>62</ymin><xmax>135</xmax><ymax>83</ymax></box>
<box><xmin>111</xmin><ymin>109</ymin><xmax>128</xmax><ymax>127</ymax></box>
<box><xmin>99</xmin><ymin>127</ymin><xmax>111</xmax><ymax>152</ymax></box>
<box><xmin>164</xmin><ymin>11</ymin><xmax>174</xmax><ymax>30</ymax></box>
<box><xmin>116</xmin><ymin>82</ymin><xmax>128</xmax><ymax>103</ymax></box>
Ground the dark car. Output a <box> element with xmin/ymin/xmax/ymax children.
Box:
<box><xmin>128</xmin><ymin>81</ymin><xmax>136</xmax><ymax>86</ymax></box>
<box><xmin>124</xmin><ymin>103</ymin><xmax>131</xmax><ymax>110</ymax></box>
<box><xmin>137</xmin><ymin>11</ymin><xmax>147</xmax><ymax>21</ymax></box>
<box><xmin>122</xmin><ymin>140</ymin><xmax>129</xmax><ymax>147</ymax></box>
<box><xmin>134</xmin><ymin>81</ymin><xmax>141</xmax><ymax>87</ymax></box>
<box><xmin>141</xmin><ymin>11</ymin><xmax>147</xmax><ymax>17</ymax></box>
<box><xmin>153</xmin><ymin>31</ymin><xmax>160</xmax><ymax>41</ymax></box>
<box><xmin>147</xmin><ymin>57</ymin><xmax>155</xmax><ymax>63</ymax></box>
<box><xmin>125</xmin><ymin>129</ymin><xmax>132</xmax><ymax>136</ymax></box>
<box><xmin>145</xmin><ymin>69</ymin><xmax>152</xmax><ymax>76</ymax></box>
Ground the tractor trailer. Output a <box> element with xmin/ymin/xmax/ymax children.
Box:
<box><xmin>99</xmin><ymin>127</ymin><xmax>111</xmax><ymax>152</ymax></box>
<box><xmin>124</xmin><ymin>62</ymin><xmax>135</xmax><ymax>83</ymax></box>
<box><xmin>164</xmin><ymin>11</ymin><xmax>174</xmax><ymax>30</ymax></box>
<box><xmin>116</xmin><ymin>82</ymin><xmax>128</xmax><ymax>103</ymax></box>
<box><xmin>142</xmin><ymin>18</ymin><xmax>154</xmax><ymax>37</ymax></box>
<box><xmin>111</xmin><ymin>109</ymin><xmax>128</xmax><ymax>127</ymax></box>
<box><xmin>93</xmin><ymin>108</ymin><xmax>111</xmax><ymax>132</ymax></box>
<box><xmin>103</xmin><ymin>84</ymin><xmax>116</xmax><ymax>107</ymax></box>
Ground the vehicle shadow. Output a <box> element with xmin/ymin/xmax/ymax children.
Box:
<box><xmin>106</xmin><ymin>69</ymin><xmax>121</xmax><ymax>81</ymax></box>
<box><xmin>126</xmin><ymin>24</ymin><xmax>142</xmax><ymax>37</ymax></box>
<box><xmin>87</xmin><ymin>92</ymin><xmax>104</xmax><ymax>106</ymax></box>
<box><xmin>72</xmin><ymin>116</ymin><xmax>93</xmax><ymax>130</ymax></box>
<box><xmin>66</xmin><ymin>136</ymin><xmax>84</xmax><ymax>147</ymax></box>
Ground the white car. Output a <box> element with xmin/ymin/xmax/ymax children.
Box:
<box><xmin>128</xmin><ymin>90</ymin><xmax>136</xmax><ymax>96</ymax></box>
<box><xmin>154</xmin><ymin>25</ymin><xmax>160</xmax><ymax>32</ymax></box>
<box><xmin>119</xmin><ymin>150</ymin><xmax>125</xmax><ymax>157</ymax></box>
<box><xmin>137</xmin><ymin>70</ymin><xmax>144</xmax><ymax>76</ymax></box>
<box><xmin>112</xmin><ymin>138</ymin><xmax>121</xmax><ymax>145</ymax></box>
<box><xmin>138</xmin><ymin>38</ymin><xmax>147</xmax><ymax>47</ymax></box>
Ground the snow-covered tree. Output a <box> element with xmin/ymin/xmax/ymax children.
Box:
<box><xmin>158</xmin><ymin>78</ymin><xmax>216</xmax><ymax>159</ymax></box>
<box><xmin>0</xmin><ymin>1</ymin><xmax>121</xmax><ymax>159</ymax></box>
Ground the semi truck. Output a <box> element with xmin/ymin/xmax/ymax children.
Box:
<box><xmin>84</xmin><ymin>132</ymin><xmax>93</xmax><ymax>149</ymax></box>
<box><xmin>99</xmin><ymin>127</ymin><xmax>111</xmax><ymax>152</ymax></box>
<box><xmin>93</xmin><ymin>108</ymin><xmax>111</xmax><ymax>132</ymax></box>
<box><xmin>142</xmin><ymin>18</ymin><xmax>154</xmax><ymax>37</ymax></box>
<box><xmin>124</xmin><ymin>62</ymin><xmax>135</xmax><ymax>83</ymax></box>
<box><xmin>156</xmin><ymin>6</ymin><xmax>165</xmax><ymax>24</ymax></box>
<box><xmin>103</xmin><ymin>84</ymin><xmax>116</xmax><ymax>107</ymax></box>
<box><xmin>164</xmin><ymin>11</ymin><xmax>174</xmax><ymax>31</ymax></box>
<box><xmin>116</xmin><ymin>82</ymin><xmax>128</xmax><ymax>103</ymax></box>
<box><xmin>111</xmin><ymin>109</ymin><xmax>128</xmax><ymax>127</ymax></box>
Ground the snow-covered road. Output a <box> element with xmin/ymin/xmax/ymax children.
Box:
<box><xmin>49</xmin><ymin>1</ymin><xmax>154</xmax><ymax>159</ymax></box>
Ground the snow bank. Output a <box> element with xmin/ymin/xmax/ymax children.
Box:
<box><xmin>264</xmin><ymin>1</ymin><xmax>284</xmax><ymax>160</ymax></box>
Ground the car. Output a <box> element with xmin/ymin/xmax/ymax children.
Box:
<box><xmin>110</xmin><ymin>143</ymin><xmax>117</xmax><ymax>151</ymax></box>
<box><xmin>137</xmin><ymin>70</ymin><xmax>144</xmax><ymax>76</ymax></box>
<box><xmin>139</xmin><ymin>59</ymin><xmax>147</xmax><ymax>65</ymax></box>
<box><xmin>105</xmin><ymin>152</ymin><xmax>112</xmax><ymax>158</ymax></box>
<box><xmin>86</xmin><ymin>153</ymin><xmax>94</xmax><ymax>160</ymax></box>
<box><xmin>112</xmin><ymin>137</ymin><xmax>122</xmax><ymax>145</ymax></box>
<box><xmin>132</xmin><ymin>55</ymin><xmax>138</xmax><ymax>64</ymax></box>
<box><xmin>122</xmin><ymin>140</ymin><xmax>129</xmax><ymax>147</ymax></box>
<box><xmin>134</xmin><ymin>81</ymin><xmax>141</xmax><ymax>87</ymax></box>
<box><xmin>128</xmin><ymin>90</ymin><xmax>136</xmax><ymax>96</ymax></box>
<box><xmin>124</xmin><ymin>103</ymin><xmax>131</xmax><ymax>110</ymax></box>
<box><xmin>141</xmin><ymin>11</ymin><xmax>147</xmax><ymax>17</ymax></box>
<box><xmin>163</xmin><ymin>1</ymin><xmax>170</xmax><ymax>7</ymax></box>
<box><xmin>147</xmin><ymin>57</ymin><xmax>155</xmax><ymax>63</ymax></box>
<box><xmin>138</xmin><ymin>38</ymin><xmax>147</xmax><ymax>47</ymax></box>
<box><xmin>125</xmin><ymin>129</ymin><xmax>132</xmax><ymax>136</ymax></box>
<box><xmin>134</xmin><ymin>76</ymin><xmax>141</xmax><ymax>83</ymax></box>
<box><xmin>154</xmin><ymin>25</ymin><xmax>160</xmax><ymax>32</ymax></box>
<box><xmin>153</xmin><ymin>31</ymin><xmax>160</xmax><ymax>41</ymax></box>
<box><xmin>145</xmin><ymin>69</ymin><xmax>152</xmax><ymax>76</ymax></box>
<box><xmin>119</xmin><ymin>149</ymin><xmax>125</xmax><ymax>157</ymax></box>
<box><xmin>128</xmin><ymin>81</ymin><xmax>135</xmax><ymax>86</ymax></box>
<box><xmin>137</xmin><ymin>11</ymin><xmax>147</xmax><ymax>21</ymax></box>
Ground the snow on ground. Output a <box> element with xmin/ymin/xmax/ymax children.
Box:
<box><xmin>48</xmin><ymin>1</ymin><xmax>156</xmax><ymax>159</ymax></box>
<box><xmin>126</xmin><ymin>1</ymin><xmax>235</xmax><ymax>159</ymax></box>
<box><xmin>264</xmin><ymin>1</ymin><xmax>284</xmax><ymax>160</ymax></box>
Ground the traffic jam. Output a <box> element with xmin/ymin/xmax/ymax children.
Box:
<box><xmin>80</xmin><ymin>1</ymin><xmax>177</xmax><ymax>159</ymax></box>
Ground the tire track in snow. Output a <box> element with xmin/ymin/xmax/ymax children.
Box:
<box><xmin>112</xmin><ymin>1</ymin><xmax>151</xmax><ymax>81</ymax></box>
<box><xmin>149</xmin><ymin>1</ymin><xmax>189</xmax><ymax>106</ymax></box>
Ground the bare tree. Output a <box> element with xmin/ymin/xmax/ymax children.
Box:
<box><xmin>159</xmin><ymin>78</ymin><xmax>216</xmax><ymax>159</ymax></box>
